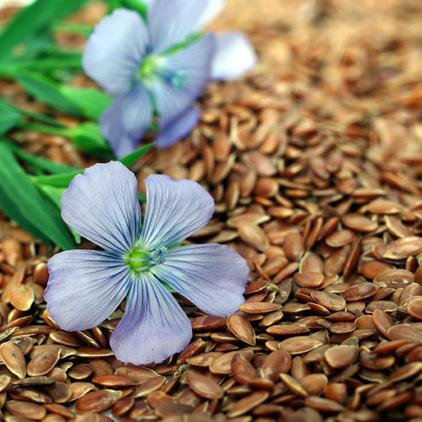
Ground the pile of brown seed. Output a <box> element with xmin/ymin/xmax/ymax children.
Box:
<box><xmin>1</xmin><ymin>0</ymin><xmax>422</xmax><ymax>421</ymax></box>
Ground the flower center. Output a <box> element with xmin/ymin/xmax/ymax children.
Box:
<box><xmin>124</xmin><ymin>245</ymin><xmax>167</xmax><ymax>273</ymax></box>
<box><xmin>138</xmin><ymin>55</ymin><xmax>160</xmax><ymax>80</ymax></box>
<box><xmin>137</xmin><ymin>55</ymin><xmax>186</xmax><ymax>90</ymax></box>
<box><xmin>125</xmin><ymin>248</ymin><xmax>150</xmax><ymax>272</ymax></box>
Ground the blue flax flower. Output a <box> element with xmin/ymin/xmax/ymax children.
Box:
<box><xmin>82</xmin><ymin>0</ymin><xmax>256</xmax><ymax>157</ymax></box>
<box><xmin>45</xmin><ymin>162</ymin><xmax>248</xmax><ymax>365</ymax></box>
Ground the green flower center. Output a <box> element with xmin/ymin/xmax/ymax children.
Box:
<box><xmin>137</xmin><ymin>55</ymin><xmax>186</xmax><ymax>90</ymax></box>
<box><xmin>138</xmin><ymin>55</ymin><xmax>160</xmax><ymax>80</ymax></box>
<box><xmin>125</xmin><ymin>247</ymin><xmax>150</xmax><ymax>272</ymax></box>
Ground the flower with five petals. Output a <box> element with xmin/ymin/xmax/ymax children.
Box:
<box><xmin>45</xmin><ymin>162</ymin><xmax>249</xmax><ymax>364</ymax></box>
<box><xmin>83</xmin><ymin>0</ymin><xmax>256</xmax><ymax>156</ymax></box>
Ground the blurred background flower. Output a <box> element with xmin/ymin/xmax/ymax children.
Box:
<box><xmin>83</xmin><ymin>0</ymin><xmax>256</xmax><ymax>156</ymax></box>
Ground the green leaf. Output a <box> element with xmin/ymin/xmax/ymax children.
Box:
<box><xmin>107</xmin><ymin>0</ymin><xmax>147</xmax><ymax>18</ymax></box>
<box><xmin>0</xmin><ymin>143</ymin><xmax>75</xmax><ymax>249</ymax></box>
<box><xmin>0</xmin><ymin>101</ymin><xmax>21</xmax><ymax>135</ymax></box>
<box><xmin>32</xmin><ymin>142</ymin><xmax>154</xmax><ymax>190</ymax></box>
<box><xmin>37</xmin><ymin>184</ymin><xmax>64</xmax><ymax>208</ymax></box>
<box><xmin>32</xmin><ymin>170</ymin><xmax>83</xmax><ymax>189</ymax></box>
<box><xmin>53</xmin><ymin>21</ymin><xmax>92</xmax><ymax>37</ymax></box>
<box><xmin>0</xmin><ymin>183</ymin><xmax>50</xmax><ymax>244</ymax></box>
<box><xmin>120</xmin><ymin>143</ymin><xmax>154</xmax><ymax>168</ymax></box>
<box><xmin>60</xmin><ymin>86</ymin><xmax>112</xmax><ymax>120</ymax></box>
<box><xmin>0</xmin><ymin>98</ymin><xmax>64</xmax><ymax>128</ymax></box>
<box><xmin>7</xmin><ymin>143</ymin><xmax>77</xmax><ymax>174</ymax></box>
<box><xmin>17</xmin><ymin>73</ymin><xmax>81</xmax><ymax>115</ymax></box>
<box><xmin>0</xmin><ymin>0</ymin><xmax>87</xmax><ymax>62</ymax></box>
<box><xmin>22</xmin><ymin>122</ymin><xmax>113</xmax><ymax>158</ymax></box>
<box><xmin>36</xmin><ymin>184</ymin><xmax>81</xmax><ymax>244</ymax></box>
<box><xmin>63</xmin><ymin>123</ymin><xmax>112</xmax><ymax>156</ymax></box>
<box><xmin>0</xmin><ymin>53</ymin><xmax>82</xmax><ymax>76</ymax></box>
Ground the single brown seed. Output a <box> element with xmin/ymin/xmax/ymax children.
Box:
<box><xmin>227</xmin><ymin>391</ymin><xmax>270</xmax><ymax>417</ymax></box>
<box><xmin>326</xmin><ymin>229</ymin><xmax>355</xmax><ymax>248</ymax></box>
<box><xmin>112</xmin><ymin>397</ymin><xmax>135</xmax><ymax>416</ymax></box>
<box><xmin>278</xmin><ymin>336</ymin><xmax>323</xmax><ymax>355</ymax></box>
<box><xmin>44</xmin><ymin>403</ymin><xmax>75</xmax><ymax>419</ymax></box>
<box><xmin>324</xmin><ymin>383</ymin><xmax>348</xmax><ymax>403</ymax></box>
<box><xmin>132</xmin><ymin>375</ymin><xmax>166</xmax><ymax>398</ymax></box>
<box><xmin>294</xmin><ymin>272</ymin><xmax>324</xmax><ymax>288</ymax></box>
<box><xmin>239</xmin><ymin>302</ymin><xmax>281</xmax><ymax>314</ymax></box>
<box><xmin>114</xmin><ymin>365</ymin><xmax>159</xmax><ymax>382</ymax></box>
<box><xmin>0</xmin><ymin>374</ymin><xmax>11</xmax><ymax>392</ymax></box>
<box><xmin>0</xmin><ymin>341</ymin><xmax>26</xmax><ymax>379</ymax></box>
<box><xmin>27</xmin><ymin>347</ymin><xmax>60</xmax><ymax>377</ymax></box>
<box><xmin>259</xmin><ymin>351</ymin><xmax>291</xmax><ymax>383</ymax></box>
<box><xmin>283</xmin><ymin>232</ymin><xmax>305</xmax><ymax>261</ymax></box>
<box><xmin>191</xmin><ymin>315</ymin><xmax>226</xmax><ymax>330</ymax></box>
<box><xmin>343</xmin><ymin>282</ymin><xmax>377</xmax><ymax>301</ymax></box>
<box><xmin>75</xmin><ymin>389</ymin><xmax>123</xmax><ymax>413</ymax></box>
<box><xmin>186</xmin><ymin>352</ymin><xmax>223</xmax><ymax>368</ymax></box>
<box><xmin>304</xmin><ymin>396</ymin><xmax>344</xmax><ymax>412</ymax></box>
<box><xmin>33</xmin><ymin>261</ymin><xmax>49</xmax><ymax>284</ymax></box>
<box><xmin>231</xmin><ymin>353</ymin><xmax>257</xmax><ymax>384</ymax></box>
<box><xmin>209</xmin><ymin>350</ymin><xmax>253</xmax><ymax>375</ymax></box>
<box><xmin>382</xmin><ymin>237</ymin><xmax>422</xmax><ymax>260</ymax></box>
<box><xmin>325</xmin><ymin>345</ymin><xmax>358</xmax><ymax>368</ymax></box>
<box><xmin>92</xmin><ymin>374</ymin><xmax>137</xmax><ymax>387</ymax></box>
<box><xmin>227</xmin><ymin>314</ymin><xmax>256</xmax><ymax>345</ymax></box>
<box><xmin>374</xmin><ymin>269</ymin><xmax>415</xmax><ymax>288</ymax></box>
<box><xmin>301</xmin><ymin>373</ymin><xmax>328</xmax><ymax>396</ymax></box>
<box><xmin>2</xmin><ymin>238</ymin><xmax>22</xmax><ymax>266</ymax></box>
<box><xmin>343</xmin><ymin>214</ymin><xmax>378</xmax><ymax>232</ymax></box>
<box><xmin>185</xmin><ymin>370</ymin><xmax>224</xmax><ymax>400</ymax></box>
<box><xmin>407</xmin><ymin>297</ymin><xmax>422</xmax><ymax>320</ymax></box>
<box><xmin>372</xmin><ymin>309</ymin><xmax>393</xmax><ymax>337</ymax></box>
<box><xmin>238</xmin><ymin>223</ymin><xmax>269</xmax><ymax>251</ymax></box>
<box><xmin>280</xmin><ymin>373</ymin><xmax>308</xmax><ymax>397</ymax></box>
<box><xmin>267</xmin><ymin>324</ymin><xmax>309</xmax><ymax>336</ymax></box>
<box><xmin>312</xmin><ymin>291</ymin><xmax>346</xmax><ymax>312</ymax></box>
<box><xmin>6</xmin><ymin>400</ymin><xmax>46</xmax><ymax>420</ymax></box>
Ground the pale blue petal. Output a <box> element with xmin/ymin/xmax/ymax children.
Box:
<box><xmin>211</xmin><ymin>31</ymin><xmax>256</xmax><ymax>80</ymax></box>
<box><xmin>61</xmin><ymin>162</ymin><xmax>141</xmax><ymax>254</ymax></box>
<box><xmin>45</xmin><ymin>250</ymin><xmax>130</xmax><ymax>331</ymax></box>
<box><xmin>140</xmin><ymin>175</ymin><xmax>214</xmax><ymax>249</ymax></box>
<box><xmin>151</xmin><ymin>34</ymin><xmax>215</xmax><ymax>129</ymax></box>
<box><xmin>148</xmin><ymin>0</ymin><xmax>208</xmax><ymax>53</ymax></box>
<box><xmin>83</xmin><ymin>9</ymin><xmax>149</xmax><ymax>96</ymax></box>
<box><xmin>145</xmin><ymin>0</ymin><xmax>223</xmax><ymax>29</ymax></box>
<box><xmin>110</xmin><ymin>272</ymin><xmax>191</xmax><ymax>365</ymax></box>
<box><xmin>152</xmin><ymin>244</ymin><xmax>248</xmax><ymax>317</ymax></box>
<box><xmin>100</xmin><ymin>83</ymin><xmax>153</xmax><ymax>157</ymax></box>
<box><xmin>155</xmin><ymin>106</ymin><xmax>199</xmax><ymax>148</ymax></box>
<box><xmin>196</xmin><ymin>0</ymin><xmax>225</xmax><ymax>28</ymax></box>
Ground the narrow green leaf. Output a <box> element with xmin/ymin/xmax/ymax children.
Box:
<box><xmin>60</xmin><ymin>86</ymin><xmax>112</xmax><ymax>120</ymax></box>
<box><xmin>0</xmin><ymin>0</ymin><xmax>87</xmax><ymax>62</ymax></box>
<box><xmin>53</xmin><ymin>22</ymin><xmax>92</xmax><ymax>37</ymax></box>
<box><xmin>0</xmin><ymin>53</ymin><xmax>82</xmax><ymax>76</ymax></box>
<box><xmin>31</xmin><ymin>141</ymin><xmax>154</xmax><ymax>194</ymax></box>
<box><xmin>0</xmin><ymin>184</ymin><xmax>51</xmax><ymax>244</ymax></box>
<box><xmin>64</xmin><ymin>123</ymin><xmax>112</xmax><ymax>157</ymax></box>
<box><xmin>0</xmin><ymin>101</ymin><xmax>21</xmax><ymax>135</ymax></box>
<box><xmin>107</xmin><ymin>0</ymin><xmax>147</xmax><ymax>18</ymax></box>
<box><xmin>22</xmin><ymin>122</ymin><xmax>113</xmax><ymax>158</ymax></box>
<box><xmin>32</xmin><ymin>170</ymin><xmax>83</xmax><ymax>189</ymax></box>
<box><xmin>0</xmin><ymin>98</ymin><xmax>64</xmax><ymax>128</ymax></box>
<box><xmin>37</xmin><ymin>184</ymin><xmax>81</xmax><ymax>244</ymax></box>
<box><xmin>17</xmin><ymin>73</ymin><xmax>81</xmax><ymax>115</ymax></box>
<box><xmin>0</xmin><ymin>143</ymin><xmax>75</xmax><ymax>250</ymax></box>
<box><xmin>7</xmin><ymin>143</ymin><xmax>77</xmax><ymax>174</ymax></box>
<box><xmin>120</xmin><ymin>143</ymin><xmax>154</xmax><ymax>168</ymax></box>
